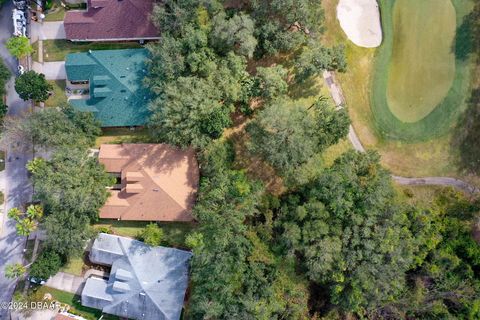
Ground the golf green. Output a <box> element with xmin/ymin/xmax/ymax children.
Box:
<box><xmin>371</xmin><ymin>0</ymin><xmax>473</xmax><ymax>140</ymax></box>
<box><xmin>386</xmin><ymin>0</ymin><xmax>456</xmax><ymax>123</ymax></box>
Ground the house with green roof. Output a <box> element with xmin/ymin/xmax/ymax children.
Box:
<box><xmin>65</xmin><ymin>49</ymin><xmax>151</xmax><ymax>127</ymax></box>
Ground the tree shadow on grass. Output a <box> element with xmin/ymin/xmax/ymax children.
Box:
<box><xmin>453</xmin><ymin>0</ymin><xmax>480</xmax><ymax>62</ymax></box>
<box><xmin>452</xmin><ymin>89</ymin><xmax>480</xmax><ymax>174</ymax></box>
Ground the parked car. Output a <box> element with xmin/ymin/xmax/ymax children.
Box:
<box><xmin>13</xmin><ymin>0</ymin><xmax>27</xmax><ymax>10</ymax></box>
<box><xmin>12</xmin><ymin>9</ymin><xmax>27</xmax><ymax>37</ymax></box>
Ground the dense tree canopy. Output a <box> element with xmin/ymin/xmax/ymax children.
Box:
<box><xmin>247</xmin><ymin>97</ymin><xmax>350</xmax><ymax>174</ymax></box>
<box><xmin>0</xmin><ymin>106</ymin><xmax>99</xmax><ymax>153</ymax></box>
<box><xmin>250</xmin><ymin>0</ymin><xmax>324</xmax><ymax>56</ymax></box>
<box><xmin>29</xmin><ymin>148</ymin><xmax>113</xmax><ymax>221</ymax></box>
<box><xmin>276</xmin><ymin>151</ymin><xmax>420</xmax><ymax>313</ymax></box>
<box><xmin>15</xmin><ymin>71</ymin><xmax>52</xmax><ymax>102</ymax></box>
<box><xmin>295</xmin><ymin>42</ymin><xmax>347</xmax><ymax>82</ymax></box>
<box><xmin>187</xmin><ymin>141</ymin><xmax>309</xmax><ymax>319</ymax></box>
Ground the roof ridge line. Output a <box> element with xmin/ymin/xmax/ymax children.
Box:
<box><xmin>122</xmin><ymin>144</ymin><xmax>188</xmax><ymax>211</ymax></box>
<box><xmin>87</xmin><ymin>50</ymin><xmax>132</xmax><ymax>96</ymax></box>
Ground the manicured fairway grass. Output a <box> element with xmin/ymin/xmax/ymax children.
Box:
<box><xmin>371</xmin><ymin>0</ymin><xmax>473</xmax><ymax>140</ymax></box>
<box><xmin>386</xmin><ymin>0</ymin><xmax>456</xmax><ymax>123</ymax></box>
<box><xmin>320</xmin><ymin>0</ymin><xmax>479</xmax><ymax>184</ymax></box>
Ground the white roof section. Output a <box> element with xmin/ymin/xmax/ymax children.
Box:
<box><xmin>82</xmin><ymin>233</ymin><xmax>192</xmax><ymax>320</ymax></box>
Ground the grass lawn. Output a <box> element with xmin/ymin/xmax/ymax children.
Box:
<box><xmin>95</xmin><ymin>127</ymin><xmax>151</xmax><ymax>147</ymax></box>
<box><xmin>94</xmin><ymin>220</ymin><xmax>196</xmax><ymax>248</ymax></box>
<box><xmin>321</xmin><ymin>0</ymin><xmax>479</xmax><ymax>184</ymax></box>
<box><xmin>27</xmin><ymin>286</ymin><xmax>106</xmax><ymax>320</ymax></box>
<box><xmin>386</xmin><ymin>0</ymin><xmax>456</xmax><ymax>122</ymax></box>
<box><xmin>44</xmin><ymin>80</ymin><xmax>67</xmax><ymax>108</ymax></box>
<box><xmin>60</xmin><ymin>254</ymin><xmax>85</xmax><ymax>276</ymax></box>
<box><xmin>42</xmin><ymin>40</ymin><xmax>143</xmax><ymax>62</ymax></box>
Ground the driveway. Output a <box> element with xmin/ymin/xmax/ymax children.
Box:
<box><xmin>0</xmin><ymin>2</ymin><xmax>32</xmax><ymax>319</ymax></box>
<box><xmin>30</xmin><ymin>21</ymin><xmax>66</xmax><ymax>42</ymax></box>
<box><xmin>32</xmin><ymin>61</ymin><xmax>66</xmax><ymax>80</ymax></box>
<box><xmin>44</xmin><ymin>272</ymin><xmax>85</xmax><ymax>295</ymax></box>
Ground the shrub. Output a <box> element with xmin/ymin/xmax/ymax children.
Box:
<box><xmin>29</xmin><ymin>250</ymin><xmax>63</xmax><ymax>280</ymax></box>
<box><xmin>137</xmin><ymin>223</ymin><xmax>163</xmax><ymax>246</ymax></box>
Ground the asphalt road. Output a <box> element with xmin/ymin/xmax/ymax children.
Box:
<box><xmin>0</xmin><ymin>2</ymin><xmax>32</xmax><ymax>318</ymax></box>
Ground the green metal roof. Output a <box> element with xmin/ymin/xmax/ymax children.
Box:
<box><xmin>65</xmin><ymin>48</ymin><xmax>151</xmax><ymax>127</ymax></box>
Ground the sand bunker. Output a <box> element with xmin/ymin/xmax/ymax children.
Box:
<box><xmin>337</xmin><ymin>0</ymin><xmax>382</xmax><ymax>48</ymax></box>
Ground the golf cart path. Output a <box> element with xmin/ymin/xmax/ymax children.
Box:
<box><xmin>322</xmin><ymin>71</ymin><xmax>480</xmax><ymax>194</ymax></box>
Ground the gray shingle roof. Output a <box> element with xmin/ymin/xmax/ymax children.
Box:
<box><xmin>82</xmin><ymin>233</ymin><xmax>192</xmax><ymax>320</ymax></box>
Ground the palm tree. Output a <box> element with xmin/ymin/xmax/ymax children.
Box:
<box><xmin>26</xmin><ymin>204</ymin><xmax>43</xmax><ymax>220</ymax></box>
<box><xmin>7</xmin><ymin>207</ymin><xmax>23</xmax><ymax>222</ymax></box>
<box><xmin>4</xmin><ymin>263</ymin><xmax>26</xmax><ymax>279</ymax></box>
<box><xmin>16</xmin><ymin>218</ymin><xmax>36</xmax><ymax>237</ymax></box>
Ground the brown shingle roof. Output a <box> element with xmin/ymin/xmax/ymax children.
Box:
<box><xmin>64</xmin><ymin>0</ymin><xmax>159</xmax><ymax>41</ymax></box>
<box><xmin>98</xmin><ymin>144</ymin><xmax>199</xmax><ymax>221</ymax></box>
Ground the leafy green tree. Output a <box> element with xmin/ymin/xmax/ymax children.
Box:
<box><xmin>6</xmin><ymin>36</ymin><xmax>33</xmax><ymax>59</ymax></box>
<box><xmin>246</xmin><ymin>97</ymin><xmax>350</xmax><ymax>173</ymax></box>
<box><xmin>44</xmin><ymin>210</ymin><xmax>91</xmax><ymax>257</ymax></box>
<box><xmin>30</xmin><ymin>147</ymin><xmax>113</xmax><ymax>221</ymax></box>
<box><xmin>138</xmin><ymin>223</ymin><xmax>164</xmax><ymax>246</ymax></box>
<box><xmin>0</xmin><ymin>60</ymin><xmax>10</xmax><ymax>96</ymax></box>
<box><xmin>277</xmin><ymin>151</ymin><xmax>420</xmax><ymax>314</ymax></box>
<box><xmin>29</xmin><ymin>250</ymin><xmax>62</xmax><ymax>280</ymax></box>
<box><xmin>250</xmin><ymin>0</ymin><xmax>323</xmax><ymax>56</ymax></box>
<box><xmin>295</xmin><ymin>42</ymin><xmax>347</xmax><ymax>82</ymax></box>
<box><xmin>378</xmin><ymin>190</ymin><xmax>480</xmax><ymax>319</ymax></box>
<box><xmin>4</xmin><ymin>263</ymin><xmax>26</xmax><ymax>279</ymax></box>
<box><xmin>210</xmin><ymin>12</ymin><xmax>257</xmax><ymax>58</ymax></box>
<box><xmin>187</xmin><ymin>141</ymin><xmax>309</xmax><ymax>319</ymax></box>
<box><xmin>254</xmin><ymin>65</ymin><xmax>289</xmax><ymax>101</ymax></box>
<box><xmin>0</xmin><ymin>101</ymin><xmax>7</xmax><ymax>121</ymax></box>
<box><xmin>149</xmin><ymin>76</ymin><xmax>232</xmax><ymax>148</ymax></box>
<box><xmin>1</xmin><ymin>107</ymin><xmax>100</xmax><ymax>154</ymax></box>
<box><xmin>15</xmin><ymin>71</ymin><xmax>52</xmax><ymax>102</ymax></box>
<box><xmin>150</xmin><ymin>0</ymin><xmax>204</xmax><ymax>37</ymax></box>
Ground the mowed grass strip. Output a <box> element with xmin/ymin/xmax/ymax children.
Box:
<box><xmin>42</xmin><ymin>40</ymin><xmax>143</xmax><ymax>62</ymax></box>
<box><xmin>371</xmin><ymin>0</ymin><xmax>473</xmax><ymax>141</ymax></box>
<box><xmin>386</xmin><ymin>0</ymin><xmax>456</xmax><ymax>123</ymax></box>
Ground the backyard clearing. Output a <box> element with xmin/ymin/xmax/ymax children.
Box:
<box><xmin>386</xmin><ymin>0</ymin><xmax>456</xmax><ymax>123</ymax></box>
<box><xmin>336</xmin><ymin>0</ymin><xmax>382</xmax><ymax>48</ymax></box>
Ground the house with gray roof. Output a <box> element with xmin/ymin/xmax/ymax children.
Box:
<box><xmin>81</xmin><ymin>233</ymin><xmax>192</xmax><ymax>320</ymax></box>
<box><xmin>65</xmin><ymin>48</ymin><xmax>151</xmax><ymax>127</ymax></box>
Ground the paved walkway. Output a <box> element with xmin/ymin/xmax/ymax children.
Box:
<box><xmin>44</xmin><ymin>272</ymin><xmax>85</xmax><ymax>295</ymax></box>
<box><xmin>322</xmin><ymin>70</ymin><xmax>480</xmax><ymax>194</ymax></box>
<box><xmin>32</xmin><ymin>61</ymin><xmax>66</xmax><ymax>80</ymax></box>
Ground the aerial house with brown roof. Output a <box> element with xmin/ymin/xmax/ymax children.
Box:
<box><xmin>64</xmin><ymin>0</ymin><xmax>160</xmax><ymax>42</ymax></box>
<box><xmin>98</xmin><ymin>143</ymin><xmax>199</xmax><ymax>222</ymax></box>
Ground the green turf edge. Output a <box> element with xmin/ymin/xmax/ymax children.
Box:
<box><xmin>370</xmin><ymin>0</ymin><xmax>474</xmax><ymax>141</ymax></box>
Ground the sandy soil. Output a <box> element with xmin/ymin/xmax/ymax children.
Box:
<box><xmin>336</xmin><ymin>0</ymin><xmax>382</xmax><ymax>48</ymax></box>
